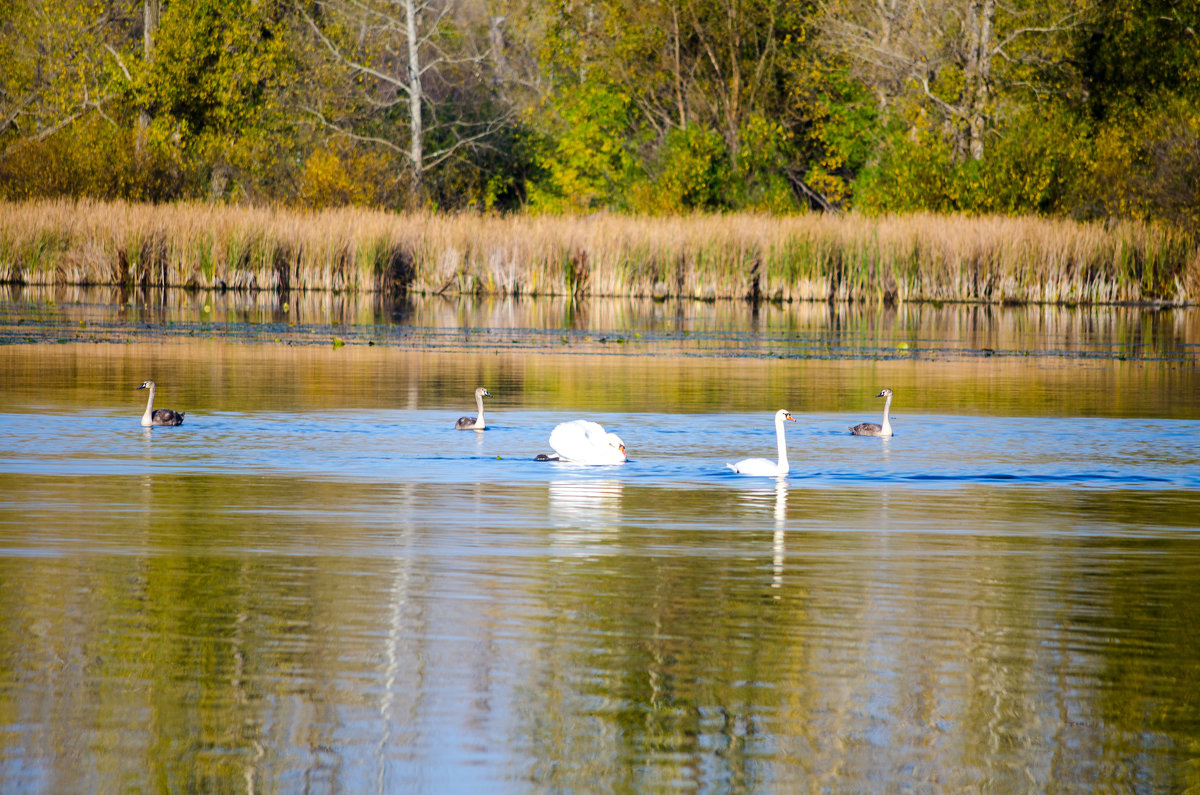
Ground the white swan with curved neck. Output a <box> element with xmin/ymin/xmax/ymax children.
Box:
<box><xmin>849</xmin><ymin>388</ymin><xmax>894</xmax><ymax>437</ymax></box>
<box><xmin>540</xmin><ymin>420</ymin><xmax>627</xmax><ymax>464</ymax></box>
<box><xmin>728</xmin><ymin>409</ymin><xmax>795</xmax><ymax>476</ymax></box>
<box><xmin>137</xmin><ymin>380</ymin><xmax>185</xmax><ymax>427</ymax></box>
<box><xmin>455</xmin><ymin>387</ymin><xmax>493</xmax><ymax>430</ymax></box>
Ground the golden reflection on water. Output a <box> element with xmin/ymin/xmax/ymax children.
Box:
<box><xmin>2</xmin><ymin>294</ymin><xmax>1199</xmax><ymax>791</ymax></box>
<box><xmin>4</xmin><ymin>284</ymin><xmax>1199</xmax><ymax>364</ymax></box>
<box><xmin>1</xmin><ymin>470</ymin><xmax>1200</xmax><ymax>791</ymax></box>
<box><xmin>1</xmin><ymin>340</ymin><xmax>1198</xmax><ymax>420</ymax></box>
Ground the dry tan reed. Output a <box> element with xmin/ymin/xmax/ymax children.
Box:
<box><xmin>1</xmin><ymin>199</ymin><xmax>1196</xmax><ymax>303</ymax></box>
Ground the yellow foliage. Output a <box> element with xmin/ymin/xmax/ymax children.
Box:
<box><xmin>1088</xmin><ymin>97</ymin><xmax>1200</xmax><ymax>230</ymax></box>
<box><xmin>298</xmin><ymin>146</ymin><xmax>391</xmax><ymax>209</ymax></box>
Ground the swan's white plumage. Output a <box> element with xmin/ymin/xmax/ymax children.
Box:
<box><xmin>728</xmin><ymin>409</ymin><xmax>795</xmax><ymax>476</ymax></box>
<box><xmin>548</xmin><ymin>420</ymin><xmax>627</xmax><ymax>464</ymax></box>
<box><xmin>727</xmin><ymin>456</ymin><xmax>784</xmax><ymax>477</ymax></box>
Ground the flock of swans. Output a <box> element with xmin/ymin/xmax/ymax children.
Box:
<box><xmin>135</xmin><ymin>380</ymin><xmax>896</xmax><ymax>475</ymax></box>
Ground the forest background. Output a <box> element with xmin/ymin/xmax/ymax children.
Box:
<box><xmin>1</xmin><ymin>0</ymin><xmax>1197</xmax><ymax>228</ymax></box>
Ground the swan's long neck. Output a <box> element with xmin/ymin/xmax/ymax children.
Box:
<box><xmin>475</xmin><ymin>392</ymin><xmax>486</xmax><ymax>428</ymax></box>
<box><xmin>141</xmin><ymin>385</ymin><xmax>156</xmax><ymax>426</ymax></box>
<box><xmin>880</xmin><ymin>393</ymin><xmax>893</xmax><ymax>435</ymax></box>
<box><xmin>775</xmin><ymin>415</ymin><xmax>789</xmax><ymax>473</ymax></box>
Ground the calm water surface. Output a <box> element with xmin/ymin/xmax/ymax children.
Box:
<box><xmin>1</xmin><ymin>291</ymin><xmax>1199</xmax><ymax>792</ymax></box>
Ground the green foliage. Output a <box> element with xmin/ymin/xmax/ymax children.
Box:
<box><xmin>528</xmin><ymin>0</ymin><xmax>821</xmax><ymax>214</ymax></box>
<box><xmin>855</xmin><ymin>104</ymin><xmax>1092</xmax><ymax>216</ymax></box>
<box><xmin>853</xmin><ymin>128</ymin><xmax>955</xmax><ymax>214</ymax></box>
<box><xmin>529</xmin><ymin>84</ymin><xmax>637</xmax><ymax>213</ymax></box>
<box><xmin>418</xmin><ymin>93</ymin><xmax>541</xmax><ymax>213</ymax></box>
<box><xmin>0</xmin><ymin>0</ymin><xmax>1196</xmax><ymax>229</ymax></box>
<box><xmin>1</xmin><ymin>0</ymin><xmax>140</xmax><ymax>194</ymax></box>
<box><xmin>732</xmin><ymin>116</ymin><xmax>801</xmax><ymax>213</ymax></box>
<box><xmin>138</xmin><ymin>0</ymin><xmax>299</xmax><ymax>201</ymax></box>
<box><xmin>1078</xmin><ymin>0</ymin><xmax>1200</xmax><ymax>121</ymax></box>
<box><xmin>802</xmin><ymin>73</ymin><xmax>882</xmax><ymax>207</ymax></box>
<box><xmin>968</xmin><ymin>105</ymin><xmax>1092</xmax><ymax>215</ymax></box>
<box><xmin>630</xmin><ymin>126</ymin><xmax>731</xmax><ymax>213</ymax></box>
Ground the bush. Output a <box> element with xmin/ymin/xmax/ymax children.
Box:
<box><xmin>0</xmin><ymin>118</ymin><xmax>180</xmax><ymax>202</ymax></box>
<box><xmin>1087</xmin><ymin>95</ymin><xmax>1200</xmax><ymax>229</ymax></box>
<box><xmin>853</xmin><ymin>104</ymin><xmax>1091</xmax><ymax>218</ymax></box>
<box><xmin>528</xmin><ymin>84</ymin><xmax>636</xmax><ymax>213</ymax></box>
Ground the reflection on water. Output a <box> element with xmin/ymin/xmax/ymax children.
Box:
<box><xmin>3</xmin><ymin>283</ymin><xmax>1199</xmax><ymax>363</ymax></box>
<box><xmin>1</xmin><ymin>339</ymin><xmax>1198</xmax><ymax>423</ymax></box>
<box><xmin>737</xmin><ymin>480</ymin><xmax>790</xmax><ymax>592</ymax></box>
<box><xmin>1</xmin><ymin>298</ymin><xmax>1199</xmax><ymax>791</ymax></box>
<box><xmin>548</xmin><ymin>479</ymin><xmax>625</xmax><ymax>557</ymax></box>
<box><xmin>773</xmin><ymin>481</ymin><xmax>787</xmax><ymax>592</ymax></box>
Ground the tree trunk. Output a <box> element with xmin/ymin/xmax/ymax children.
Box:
<box><xmin>671</xmin><ymin>3</ymin><xmax>687</xmax><ymax>129</ymax></box>
<box><xmin>965</xmin><ymin>0</ymin><xmax>994</xmax><ymax>161</ymax></box>
<box><xmin>404</xmin><ymin>0</ymin><xmax>424</xmax><ymax>202</ymax></box>
<box><xmin>136</xmin><ymin>0</ymin><xmax>160</xmax><ymax>158</ymax></box>
<box><xmin>144</xmin><ymin>0</ymin><xmax>159</xmax><ymax>55</ymax></box>
<box><xmin>725</xmin><ymin>4</ymin><xmax>741</xmax><ymax>157</ymax></box>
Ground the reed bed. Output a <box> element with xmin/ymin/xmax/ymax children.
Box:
<box><xmin>2</xmin><ymin>199</ymin><xmax>1196</xmax><ymax>303</ymax></box>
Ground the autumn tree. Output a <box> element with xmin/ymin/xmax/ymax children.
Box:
<box><xmin>137</xmin><ymin>0</ymin><xmax>302</xmax><ymax>200</ymax></box>
<box><xmin>526</xmin><ymin>0</ymin><xmax>819</xmax><ymax>212</ymax></box>
<box><xmin>0</xmin><ymin>0</ymin><xmax>147</xmax><ymax>197</ymax></box>
<box><xmin>0</xmin><ymin>0</ymin><xmax>305</xmax><ymax>201</ymax></box>
<box><xmin>297</xmin><ymin>0</ymin><xmax>520</xmax><ymax>207</ymax></box>
<box><xmin>1076</xmin><ymin>0</ymin><xmax>1200</xmax><ymax>227</ymax></box>
<box><xmin>817</xmin><ymin>0</ymin><xmax>1084</xmax><ymax>163</ymax></box>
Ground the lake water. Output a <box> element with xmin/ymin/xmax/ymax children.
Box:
<box><xmin>2</xmin><ymin>287</ymin><xmax>1199</xmax><ymax>792</ymax></box>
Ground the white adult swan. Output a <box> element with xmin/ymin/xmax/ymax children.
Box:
<box><xmin>537</xmin><ymin>420</ymin><xmax>627</xmax><ymax>464</ymax></box>
<box><xmin>455</xmin><ymin>387</ymin><xmax>493</xmax><ymax>430</ymax></box>
<box><xmin>136</xmin><ymin>380</ymin><xmax>185</xmax><ymax>426</ymax></box>
<box><xmin>728</xmin><ymin>409</ymin><xmax>796</xmax><ymax>476</ymax></box>
<box><xmin>849</xmin><ymin>388</ymin><xmax>894</xmax><ymax>437</ymax></box>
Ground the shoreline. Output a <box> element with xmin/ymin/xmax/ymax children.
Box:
<box><xmin>3</xmin><ymin>280</ymin><xmax>1196</xmax><ymax>310</ymax></box>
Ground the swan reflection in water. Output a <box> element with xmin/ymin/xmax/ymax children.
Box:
<box><xmin>547</xmin><ymin>479</ymin><xmax>625</xmax><ymax>556</ymax></box>
<box><xmin>737</xmin><ymin>479</ymin><xmax>789</xmax><ymax>594</ymax></box>
<box><xmin>772</xmin><ymin>480</ymin><xmax>787</xmax><ymax>593</ymax></box>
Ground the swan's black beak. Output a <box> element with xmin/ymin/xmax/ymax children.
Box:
<box><xmin>875</xmin><ymin>390</ymin><xmax>887</xmax><ymax>398</ymax></box>
<box><xmin>484</xmin><ymin>390</ymin><xmax>493</xmax><ymax>397</ymax></box>
<box><xmin>136</xmin><ymin>384</ymin><xmax>147</xmax><ymax>390</ymax></box>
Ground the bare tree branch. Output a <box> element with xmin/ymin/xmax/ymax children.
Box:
<box><xmin>301</xmin><ymin>0</ymin><xmax>516</xmax><ymax>201</ymax></box>
<box><xmin>104</xmin><ymin>44</ymin><xmax>134</xmax><ymax>82</ymax></box>
<box><xmin>994</xmin><ymin>11</ymin><xmax>1081</xmax><ymax>53</ymax></box>
<box><xmin>298</xmin><ymin>3</ymin><xmax>415</xmax><ymax>96</ymax></box>
<box><xmin>304</xmin><ymin>104</ymin><xmax>410</xmax><ymax>157</ymax></box>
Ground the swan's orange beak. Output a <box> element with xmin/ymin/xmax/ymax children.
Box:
<box><xmin>619</xmin><ymin>444</ymin><xmax>626</xmax><ymax>458</ymax></box>
<box><xmin>785</xmin><ymin>413</ymin><xmax>796</xmax><ymax>421</ymax></box>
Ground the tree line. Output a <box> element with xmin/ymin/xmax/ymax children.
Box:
<box><xmin>1</xmin><ymin>0</ymin><xmax>1197</xmax><ymax>227</ymax></box>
